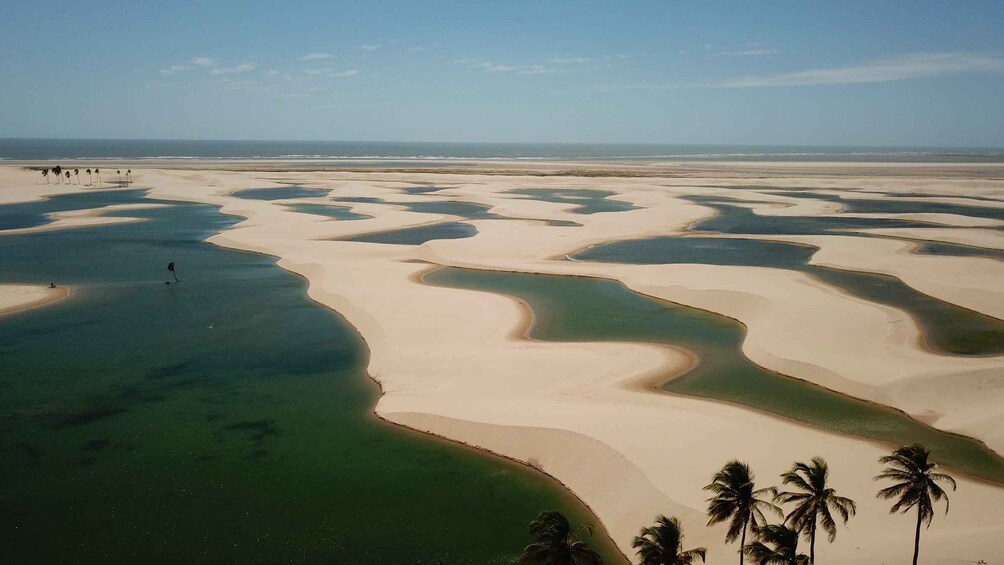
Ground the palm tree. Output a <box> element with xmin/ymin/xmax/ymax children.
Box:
<box><xmin>65</xmin><ymin>171</ymin><xmax>71</xmax><ymax>183</ymax></box>
<box><xmin>86</xmin><ymin>168</ymin><xmax>92</xmax><ymax>185</ymax></box>
<box><xmin>95</xmin><ymin>168</ymin><xmax>101</xmax><ymax>185</ymax></box>
<box><xmin>74</xmin><ymin>168</ymin><xmax>80</xmax><ymax>184</ymax></box>
<box><xmin>117</xmin><ymin>169</ymin><xmax>122</xmax><ymax>184</ymax></box>
<box><xmin>42</xmin><ymin>169</ymin><xmax>49</xmax><ymax>183</ymax></box>
<box><xmin>875</xmin><ymin>445</ymin><xmax>956</xmax><ymax>565</ymax></box>
<box><xmin>127</xmin><ymin>169</ymin><xmax>132</xmax><ymax>185</ymax></box>
<box><xmin>519</xmin><ymin>511</ymin><xmax>603</xmax><ymax>565</ymax></box>
<box><xmin>704</xmin><ymin>461</ymin><xmax>780</xmax><ymax>565</ymax></box>
<box><xmin>775</xmin><ymin>458</ymin><xmax>855</xmax><ymax>563</ymax></box>
<box><xmin>53</xmin><ymin>165</ymin><xmax>62</xmax><ymax>184</ymax></box>
<box><xmin>632</xmin><ymin>515</ymin><xmax>706</xmax><ymax>565</ymax></box>
<box><xmin>743</xmin><ymin>524</ymin><xmax>810</xmax><ymax>565</ymax></box>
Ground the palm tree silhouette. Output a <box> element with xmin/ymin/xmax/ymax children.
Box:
<box><xmin>127</xmin><ymin>169</ymin><xmax>132</xmax><ymax>186</ymax></box>
<box><xmin>74</xmin><ymin>168</ymin><xmax>80</xmax><ymax>184</ymax></box>
<box><xmin>86</xmin><ymin>168</ymin><xmax>92</xmax><ymax>185</ymax></box>
<box><xmin>743</xmin><ymin>524</ymin><xmax>810</xmax><ymax>565</ymax></box>
<box><xmin>42</xmin><ymin>169</ymin><xmax>49</xmax><ymax>183</ymax></box>
<box><xmin>95</xmin><ymin>168</ymin><xmax>101</xmax><ymax>186</ymax></box>
<box><xmin>704</xmin><ymin>461</ymin><xmax>780</xmax><ymax>565</ymax></box>
<box><xmin>632</xmin><ymin>515</ymin><xmax>706</xmax><ymax>564</ymax></box>
<box><xmin>65</xmin><ymin>171</ymin><xmax>71</xmax><ymax>183</ymax></box>
<box><xmin>875</xmin><ymin>445</ymin><xmax>956</xmax><ymax>565</ymax></box>
<box><xmin>775</xmin><ymin>458</ymin><xmax>855</xmax><ymax>563</ymax></box>
<box><xmin>53</xmin><ymin>165</ymin><xmax>62</xmax><ymax>184</ymax></box>
<box><xmin>117</xmin><ymin>170</ymin><xmax>122</xmax><ymax>184</ymax></box>
<box><xmin>519</xmin><ymin>510</ymin><xmax>603</xmax><ymax>565</ymax></box>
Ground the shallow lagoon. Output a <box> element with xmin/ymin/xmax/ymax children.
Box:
<box><xmin>0</xmin><ymin>193</ymin><xmax>618</xmax><ymax>563</ymax></box>
<box><xmin>510</xmin><ymin>188</ymin><xmax>638</xmax><ymax>214</ymax></box>
<box><xmin>231</xmin><ymin>186</ymin><xmax>331</xmax><ymax>200</ymax></box>
<box><xmin>0</xmin><ymin>188</ymin><xmax>147</xmax><ymax>231</ymax></box>
<box><xmin>285</xmin><ymin>202</ymin><xmax>371</xmax><ymax>220</ymax></box>
<box><xmin>425</xmin><ymin>267</ymin><xmax>1004</xmax><ymax>484</ymax></box>
<box><xmin>339</xmin><ymin>221</ymin><xmax>478</xmax><ymax>245</ymax></box>
<box><xmin>575</xmin><ymin>235</ymin><xmax>1004</xmax><ymax>356</ymax></box>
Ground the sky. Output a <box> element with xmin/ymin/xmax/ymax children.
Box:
<box><xmin>1</xmin><ymin>0</ymin><xmax>1003</xmax><ymax>146</ymax></box>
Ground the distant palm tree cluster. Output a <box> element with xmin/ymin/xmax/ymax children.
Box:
<box><xmin>40</xmin><ymin>165</ymin><xmax>132</xmax><ymax>187</ymax></box>
<box><xmin>519</xmin><ymin>444</ymin><xmax>955</xmax><ymax>565</ymax></box>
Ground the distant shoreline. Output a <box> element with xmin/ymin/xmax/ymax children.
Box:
<box><xmin>8</xmin><ymin>158</ymin><xmax>1004</xmax><ymax>179</ymax></box>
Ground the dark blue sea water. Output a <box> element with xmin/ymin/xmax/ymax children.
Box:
<box><xmin>2</xmin><ymin>139</ymin><xmax>1003</xmax><ymax>163</ymax></box>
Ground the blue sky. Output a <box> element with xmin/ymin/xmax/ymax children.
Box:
<box><xmin>1</xmin><ymin>1</ymin><xmax>1002</xmax><ymax>146</ymax></box>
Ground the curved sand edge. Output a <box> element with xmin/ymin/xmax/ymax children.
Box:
<box><xmin>0</xmin><ymin>284</ymin><xmax>70</xmax><ymax>316</ymax></box>
<box><xmin>0</xmin><ymin>203</ymin><xmax>170</xmax><ymax>236</ymax></box>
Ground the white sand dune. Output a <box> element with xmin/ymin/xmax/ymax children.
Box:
<box><xmin>4</xmin><ymin>163</ymin><xmax>1004</xmax><ymax>564</ymax></box>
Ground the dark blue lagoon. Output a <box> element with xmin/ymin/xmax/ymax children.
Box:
<box><xmin>387</xmin><ymin>199</ymin><xmax>502</xmax><ymax>220</ymax></box>
<box><xmin>337</xmin><ymin>221</ymin><xmax>478</xmax><ymax>245</ymax></box>
<box><xmin>510</xmin><ymin>188</ymin><xmax>638</xmax><ymax>214</ymax></box>
<box><xmin>0</xmin><ymin>194</ymin><xmax>620</xmax><ymax>563</ymax></box>
<box><xmin>285</xmin><ymin>203</ymin><xmax>371</xmax><ymax>220</ymax></box>
<box><xmin>230</xmin><ymin>186</ymin><xmax>331</xmax><ymax>200</ymax></box>
<box><xmin>0</xmin><ymin>189</ymin><xmax>148</xmax><ymax>231</ymax></box>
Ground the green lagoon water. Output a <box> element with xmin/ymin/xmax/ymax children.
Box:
<box><xmin>0</xmin><ymin>192</ymin><xmax>620</xmax><ymax>564</ymax></box>
<box><xmin>509</xmin><ymin>189</ymin><xmax>638</xmax><ymax>214</ymax></box>
<box><xmin>424</xmin><ymin>268</ymin><xmax>1004</xmax><ymax>485</ymax></box>
<box><xmin>339</xmin><ymin>222</ymin><xmax>478</xmax><ymax>245</ymax></box>
<box><xmin>672</xmin><ymin>198</ymin><xmax>1004</xmax><ymax>356</ymax></box>
<box><xmin>575</xmin><ymin>235</ymin><xmax>1004</xmax><ymax>356</ymax></box>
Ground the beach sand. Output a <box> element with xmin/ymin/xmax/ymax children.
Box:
<box><xmin>0</xmin><ymin>284</ymin><xmax>69</xmax><ymax>315</ymax></box>
<box><xmin>3</xmin><ymin>162</ymin><xmax>1004</xmax><ymax>563</ymax></box>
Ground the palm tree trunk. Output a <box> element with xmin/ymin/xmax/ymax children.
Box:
<box><xmin>740</xmin><ymin>519</ymin><xmax>747</xmax><ymax>565</ymax></box>
<box><xmin>809</xmin><ymin>521</ymin><xmax>816</xmax><ymax>564</ymax></box>
<box><xmin>912</xmin><ymin>509</ymin><xmax>922</xmax><ymax>565</ymax></box>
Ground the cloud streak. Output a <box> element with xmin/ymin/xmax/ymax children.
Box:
<box><xmin>300</xmin><ymin>52</ymin><xmax>333</xmax><ymax>61</ymax></box>
<box><xmin>470</xmin><ymin>62</ymin><xmax>553</xmax><ymax>75</ymax></box>
<box><xmin>210</xmin><ymin>62</ymin><xmax>257</xmax><ymax>75</ymax></box>
<box><xmin>716</xmin><ymin>49</ymin><xmax>779</xmax><ymax>57</ymax></box>
<box><xmin>719</xmin><ymin>52</ymin><xmax>1004</xmax><ymax>87</ymax></box>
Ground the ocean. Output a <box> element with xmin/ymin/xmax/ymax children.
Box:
<box><xmin>1</xmin><ymin>138</ymin><xmax>1003</xmax><ymax>162</ymax></box>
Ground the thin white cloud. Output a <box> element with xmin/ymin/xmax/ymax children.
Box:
<box><xmin>159</xmin><ymin>56</ymin><xmax>213</xmax><ymax>74</ymax></box>
<box><xmin>549</xmin><ymin>56</ymin><xmax>593</xmax><ymax>64</ymax></box>
<box><xmin>330</xmin><ymin>69</ymin><xmax>359</xmax><ymax>77</ymax></box>
<box><xmin>300</xmin><ymin>52</ymin><xmax>333</xmax><ymax>61</ymax></box>
<box><xmin>716</xmin><ymin>49</ymin><xmax>779</xmax><ymax>57</ymax></box>
<box><xmin>217</xmin><ymin>79</ymin><xmax>257</xmax><ymax>90</ymax></box>
<box><xmin>210</xmin><ymin>62</ymin><xmax>257</xmax><ymax>75</ymax></box>
<box><xmin>471</xmin><ymin>62</ymin><xmax>553</xmax><ymax>75</ymax></box>
<box><xmin>592</xmin><ymin>82</ymin><xmax>682</xmax><ymax>93</ymax></box>
<box><xmin>264</xmin><ymin>69</ymin><xmax>280</xmax><ymax>76</ymax></box>
<box><xmin>159</xmin><ymin>64</ymin><xmax>192</xmax><ymax>74</ymax></box>
<box><xmin>360</xmin><ymin>44</ymin><xmax>381</xmax><ymax>51</ymax></box>
<box><xmin>720</xmin><ymin>51</ymin><xmax>1004</xmax><ymax>88</ymax></box>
